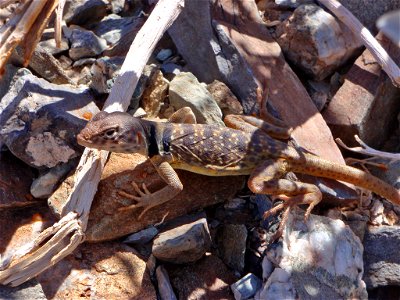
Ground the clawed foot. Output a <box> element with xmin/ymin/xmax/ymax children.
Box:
<box><xmin>263</xmin><ymin>194</ymin><xmax>320</xmax><ymax>241</ymax></box>
<box><xmin>118</xmin><ymin>182</ymin><xmax>156</xmax><ymax>219</ymax></box>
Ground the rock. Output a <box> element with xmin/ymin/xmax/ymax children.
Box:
<box><xmin>11</xmin><ymin>45</ymin><xmax>75</xmax><ymax>84</ymax></box>
<box><xmin>156</xmin><ymin>49</ymin><xmax>173</xmax><ymax>62</ymax></box>
<box><xmin>36</xmin><ymin>242</ymin><xmax>156</xmax><ymax>299</ymax></box>
<box><xmin>275</xmin><ymin>4</ymin><xmax>361</xmax><ymax>80</ymax></box>
<box><xmin>306</xmin><ymin>80</ymin><xmax>330</xmax><ymax>111</ymax></box>
<box><xmin>160</xmin><ymin>62</ymin><xmax>182</xmax><ymax>76</ymax></box>
<box><xmin>72</xmin><ymin>57</ymin><xmax>96</xmax><ymax>67</ymax></box>
<box><xmin>30</xmin><ymin>159</ymin><xmax>78</xmax><ymax>199</ymax></box>
<box><xmin>169</xmin><ymin>72</ymin><xmax>224</xmax><ymax>125</ymax></box>
<box><xmin>90</xmin><ymin>56</ymin><xmax>124</xmax><ymax>94</ymax></box>
<box><xmin>323</xmin><ymin>33</ymin><xmax>400</xmax><ymax>148</ymax></box>
<box><xmin>168</xmin><ymin>0</ymin><xmax>259</xmax><ymax>114</ymax></box>
<box><xmin>152</xmin><ymin>213</ymin><xmax>211</xmax><ymax>264</ymax></box>
<box><xmin>0</xmin><ymin>279</ymin><xmax>46</xmax><ymax>300</ymax></box>
<box><xmin>217</xmin><ymin>224</ymin><xmax>247</xmax><ymax>272</ymax></box>
<box><xmin>256</xmin><ymin>268</ymin><xmax>295</xmax><ymax>299</ymax></box>
<box><xmin>91</xmin><ymin>15</ymin><xmax>144</xmax><ymax>48</ymax></box>
<box><xmin>363</xmin><ymin>225</ymin><xmax>400</xmax><ymax>288</ymax></box>
<box><xmin>0</xmin><ymin>74</ymin><xmax>99</xmax><ymax>168</ymax></box>
<box><xmin>338</xmin><ymin>0</ymin><xmax>400</xmax><ymax>34</ymax></box>
<box><xmin>377</xmin><ymin>9</ymin><xmax>400</xmax><ymax>45</ymax></box>
<box><xmin>263</xmin><ymin>210</ymin><xmax>367</xmax><ymax>299</ymax></box>
<box><xmin>207</xmin><ymin>80</ymin><xmax>243</xmax><ymax>117</ymax></box>
<box><xmin>0</xmin><ymin>152</ymin><xmax>40</xmax><ymax>209</ymax></box>
<box><xmin>63</xmin><ymin>0</ymin><xmax>108</xmax><ymax>25</ymax></box>
<box><xmin>156</xmin><ymin>265</ymin><xmax>177</xmax><ymax>300</ymax></box>
<box><xmin>38</xmin><ymin>38</ymin><xmax>69</xmax><ymax>56</ymax></box>
<box><xmin>141</xmin><ymin>68</ymin><xmax>169</xmax><ymax>117</ymax></box>
<box><xmin>49</xmin><ymin>153</ymin><xmax>245</xmax><ymax>241</ymax></box>
<box><xmin>68</xmin><ymin>27</ymin><xmax>108</xmax><ymax>60</ymax></box>
<box><xmin>124</xmin><ymin>226</ymin><xmax>159</xmax><ymax>245</ymax></box>
<box><xmin>231</xmin><ymin>273</ymin><xmax>262</xmax><ymax>300</ymax></box>
<box><xmin>0</xmin><ymin>65</ymin><xmax>30</xmax><ymax>101</ymax></box>
<box><xmin>166</xmin><ymin>254</ymin><xmax>237</xmax><ymax>300</ymax></box>
<box><xmin>274</xmin><ymin>0</ymin><xmax>315</xmax><ymax>8</ymax></box>
<box><xmin>262</xmin><ymin>256</ymin><xmax>274</xmax><ymax>281</ymax></box>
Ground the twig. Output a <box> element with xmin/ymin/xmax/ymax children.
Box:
<box><xmin>0</xmin><ymin>0</ymin><xmax>185</xmax><ymax>286</ymax></box>
<box><xmin>54</xmin><ymin>0</ymin><xmax>65</xmax><ymax>47</ymax></box>
<box><xmin>336</xmin><ymin>135</ymin><xmax>400</xmax><ymax>163</ymax></box>
<box><xmin>317</xmin><ymin>0</ymin><xmax>400</xmax><ymax>87</ymax></box>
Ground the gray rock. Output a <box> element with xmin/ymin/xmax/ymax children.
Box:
<box><xmin>90</xmin><ymin>56</ymin><xmax>124</xmax><ymax>94</ymax></box>
<box><xmin>156</xmin><ymin>49</ymin><xmax>173</xmax><ymax>62</ymax></box>
<box><xmin>256</xmin><ymin>268</ymin><xmax>296</xmax><ymax>299</ymax></box>
<box><xmin>124</xmin><ymin>226</ymin><xmax>159</xmax><ymax>245</ymax></box>
<box><xmin>69</xmin><ymin>27</ymin><xmax>108</xmax><ymax>60</ymax></box>
<box><xmin>38</xmin><ymin>38</ymin><xmax>69</xmax><ymax>55</ymax></box>
<box><xmin>0</xmin><ymin>65</ymin><xmax>31</xmax><ymax>101</ymax></box>
<box><xmin>217</xmin><ymin>224</ymin><xmax>247</xmax><ymax>272</ymax></box>
<box><xmin>338</xmin><ymin>0</ymin><xmax>400</xmax><ymax>34</ymax></box>
<box><xmin>169</xmin><ymin>72</ymin><xmax>224</xmax><ymax>125</ymax></box>
<box><xmin>168</xmin><ymin>0</ymin><xmax>259</xmax><ymax>114</ymax></box>
<box><xmin>276</xmin><ymin>4</ymin><xmax>361</xmax><ymax>80</ymax></box>
<box><xmin>152</xmin><ymin>216</ymin><xmax>211</xmax><ymax>264</ymax></box>
<box><xmin>73</xmin><ymin>57</ymin><xmax>96</xmax><ymax>67</ymax></box>
<box><xmin>63</xmin><ymin>0</ymin><xmax>108</xmax><ymax>25</ymax></box>
<box><xmin>377</xmin><ymin>10</ymin><xmax>400</xmax><ymax>45</ymax></box>
<box><xmin>275</xmin><ymin>0</ymin><xmax>315</xmax><ymax>8</ymax></box>
<box><xmin>110</xmin><ymin>0</ymin><xmax>125</xmax><ymax>14</ymax></box>
<box><xmin>231</xmin><ymin>273</ymin><xmax>262</xmax><ymax>300</ymax></box>
<box><xmin>31</xmin><ymin>159</ymin><xmax>77</xmax><ymax>198</ymax></box>
<box><xmin>156</xmin><ymin>265</ymin><xmax>177</xmax><ymax>300</ymax></box>
<box><xmin>0</xmin><ymin>74</ymin><xmax>99</xmax><ymax>168</ymax></box>
<box><xmin>363</xmin><ymin>225</ymin><xmax>400</xmax><ymax>288</ymax></box>
<box><xmin>160</xmin><ymin>62</ymin><xmax>182</xmax><ymax>76</ymax></box>
<box><xmin>0</xmin><ymin>279</ymin><xmax>46</xmax><ymax>300</ymax></box>
<box><xmin>92</xmin><ymin>15</ymin><xmax>141</xmax><ymax>47</ymax></box>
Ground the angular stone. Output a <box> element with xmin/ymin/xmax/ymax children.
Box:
<box><xmin>49</xmin><ymin>153</ymin><xmax>245</xmax><ymax>241</ymax></box>
<box><xmin>38</xmin><ymin>38</ymin><xmax>69</xmax><ymax>56</ymax></box>
<box><xmin>323</xmin><ymin>33</ymin><xmax>400</xmax><ymax>148</ymax></box>
<box><xmin>217</xmin><ymin>224</ymin><xmax>247</xmax><ymax>272</ymax></box>
<box><xmin>0</xmin><ymin>279</ymin><xmax>46</xmax><ymax>300</ymax></box>
<box><xmin>63</xmin><ymin>0</ymin><xmax>108</xmax><ymax>25</ymax></box>
<box><xmin>207</xmin><ymin>80</ymin><xmax>243</xmax><ymax>117</ymax></box>
<box><xmin>0</xmin><ymin>151</ymin><xmax>40</xmax><ymax>209</ymax></box>
<box><xmin>363</xmin><ymin>225</ymin><xmax>400</xmax><ymax>288</ymax></box>
<box><xmin>141</xmin><ymin>69</ymin><xmax>169</xmax><ymax>117</ymax></box>
<box><xmin>274</xmin><ymin>0</ymin><xmax>314</xmax><ymax>8</ymax></box>
<box><xmin>124</xmin><ymin>226</ymin><xmax>159</xmax><ymax>245</ymax></box>
<box><xmin>231</xmin><ymin>273</ymin><xmax>262</xmax><ymax>300</ymax></box>
<box><xmin>169</xmin><ymin>72</ymin><xmax>224</xmax><ymax>126</ymax></box>
<box><xmin>275</xmin><ymin>4</ymin><xmax>361</xmax><ymax>80</ymax></box>
<box><xmin>0</xmin><ymin>74</ymin><xmax>99</xmax><ymax>168</ymax></box>
<box><xmin>68</xmin><ymin>27</ymin><xmax>108</xmax><ymax>60</ymax></box>
<box><xmin>166</xmin><ymin>254</ymin><xmax>236</xmax><ymax>300</ymax></box>
<box><xmin>168</xmin><ymin>0</ymin><xmax>259</xmax><ymax>114</ymax></box>
<box><xmin>156</xmin><ymin>266</ymin><xmax>177</xmax><ymax>300</ymax></box>
<box><xmin>264</xmin><ymin>211</ymin><xmax>367</xmax><ymax>299</ymax></box>
<box><xmin>36</xmin><ymin>242</ymin><xmax>156</xmax><ymax>299</ymax></box>
<box><xmin>152</xmin><ymin>214</ymin><xmax>211</xmax><ymax>263</ymax></box>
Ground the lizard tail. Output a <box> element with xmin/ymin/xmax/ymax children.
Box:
<box><xmin>289</xmin><ymin>152</ymin><xmax>400</xmax><ymax>205</ymax></box>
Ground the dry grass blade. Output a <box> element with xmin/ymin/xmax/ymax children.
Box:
<box><xmin>0</xmin><ymin>0</ymin><xmax>47</xmax><ymax>74</ymax></box>
<box><xmin>0</xmin><ymin>0</ymin><xmax>185</xmax><ymax>286</ymax></box>
<box><xmin>22</xmin><ymin>0</ymin><xmax>59</xmax><ymax>65</ymax></box>
<box><xmin>317</xmin><ymin>0</ymin><xmax>400</xmax><ymax>87</ymax></box>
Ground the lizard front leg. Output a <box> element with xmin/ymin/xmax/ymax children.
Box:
<box><xmin>248</xmin><ymin>159</ymin><xmax>322</xmax><ymax>239</ymax></box>
<box><xmin>118</xmin><ymin>155</ymin><xmax>183</xmax><ymax>218</ymax></box>
<box><xmin>224</xmin><ymin>114</ymin><xmax>291</xmax><ymax>140</ymax></box>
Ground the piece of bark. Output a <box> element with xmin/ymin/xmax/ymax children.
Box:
<box><xmin>323</xmin><ymin>33</ymin><xmax>400</xmax><ymax>148</ymax></box>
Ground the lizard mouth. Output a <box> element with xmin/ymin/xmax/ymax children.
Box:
<box><xmin>76</xmin><ymin>133</ymin><xmax>92</xmax><ymax>147</ymax></box>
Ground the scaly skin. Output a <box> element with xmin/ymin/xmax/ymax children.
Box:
<box><xmin>77</xmin><ymin>111</ymin><xmax>400</xmax><ymax>226</ymax></box>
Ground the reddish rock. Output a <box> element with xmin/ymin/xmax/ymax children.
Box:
<box><xmin>37</xmin><ymin>242</ymin><xmax>156</xmax><ymax>299</ymax></box>
<box><xmin>0</xmin><ymin>152</ymin><xmax>41</xmax><ymax>209</ymax></box>
<box><xmin>207</xmin><ymin>80</ymin><xmax>243</xmax><ymax>117</ymax></box>
<box><xmin>166</xmin><ymin>254</ymin><xmax>237</xmax><ymax>300</ymax></box>
<box><xmin>323</xmin><ymin>33</ymin><xmax>400</xmax><ymax>148</ymax></box>
<box><xmin>49</xmin><ymin>153</ymin><xmax>245</xmax><ymax>242</ymax></box>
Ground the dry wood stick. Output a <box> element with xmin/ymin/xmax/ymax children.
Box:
<box><xmin>317</xmin><ymin>0</ymin><xmax>400</xmax><ymax>86</ymax></box>
<box><xmin>0</xmin><ymin>0</ymin><xmax>185</xmax><ymax>286</ymax></box>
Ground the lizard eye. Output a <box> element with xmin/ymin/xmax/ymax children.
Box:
<box><xmin>104</xmin><ymin>128</ymin><xmax>118</xmax><ymax>138</ymax></box>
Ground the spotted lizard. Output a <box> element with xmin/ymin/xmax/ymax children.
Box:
<box><xmin>77</xmin><ymin>110</ymin><xmax>400</xmax><ymax>232</ymax></box>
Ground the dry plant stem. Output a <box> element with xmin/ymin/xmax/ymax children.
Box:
<box><xmin>0</xmin><ymin>0</ymin><xmax>47</xmax><ymax>73</ymax></box>
<box><xmin>22</xmin><ymin>0</ymin><xmax>59</xmax><ymax>65</ymax></box>
<box><xmin>336</xmin><ymin>135</ymin><xmax>400</xmax><ymax>162</ymax></box>
<box><xmin>0</xmin><ymin>0</ymin><xmax>185</xmax><ymax>287</ymax></box>
<box><xmin>55</xmin><ymin>0</ymin><xmax>66</xmax><ymax>47</ymax></box>
<box><xmin>317</xmin><ymin>0</ymin><xmax>400</xmax><ymax>87</ymax></box>
<box><xmin>0</xmin><ymin>1</ymin><xmax>30</xmax><ymax>44</ymax></box>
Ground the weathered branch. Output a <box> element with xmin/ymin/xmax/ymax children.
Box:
<box><xmin>0</xmin><ymin>0</ymin><xmax>185</xmax><ymax>286</ymax></box>
<box><xmin>317</xmin><ymin>0</ymin><xmax>400</xmax><ymax>87</ymax></box>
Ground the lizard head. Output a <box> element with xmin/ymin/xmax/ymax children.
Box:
<box><xmin>77</xmin><ymin>111</ymin><xmax>148</xmax><ymax>155</ymax></box>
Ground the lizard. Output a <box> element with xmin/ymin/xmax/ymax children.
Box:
<box><xmin>77</xmin><ymin>110</ymin><xmax>400</xmax><ymax>233</ymax></box>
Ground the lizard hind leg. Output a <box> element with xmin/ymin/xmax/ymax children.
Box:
<box><xmin>248</xmin><ymin>159</ymin><xmax>322</xmax><ymax>237</ymax></box>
